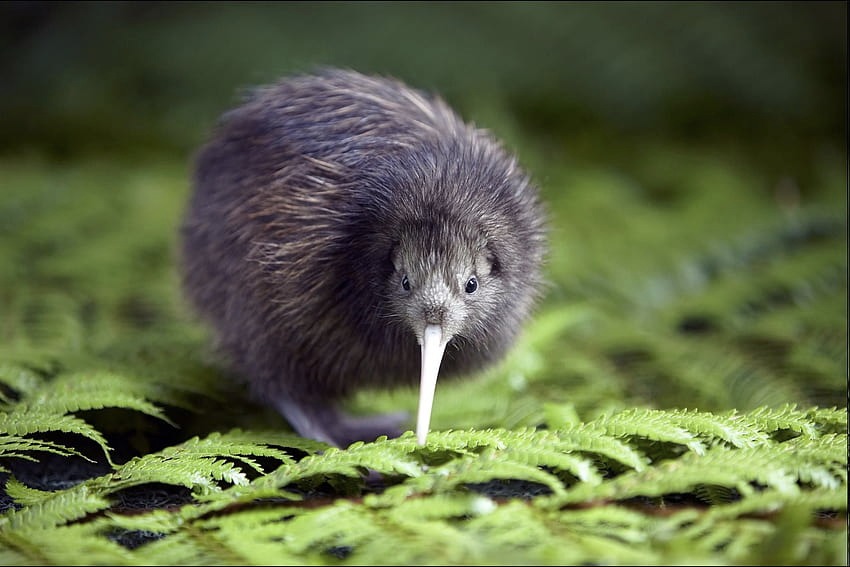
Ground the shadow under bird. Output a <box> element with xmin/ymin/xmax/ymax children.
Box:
<box><xmin>180</xmin><ymin>68</ymin><xmax>546</xmax><ymax>447</ymax></box>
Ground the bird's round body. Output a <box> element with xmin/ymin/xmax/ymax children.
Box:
<box><xmin>180</xmin><ymin>69</ymin><xmax>546</xmax><ymax>447</ymax></box>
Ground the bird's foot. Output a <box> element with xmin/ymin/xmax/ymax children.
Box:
<box><xmin>275</xmin><ymin>397</ymin><xmax>409</xmax><ymax>448</ymax></box>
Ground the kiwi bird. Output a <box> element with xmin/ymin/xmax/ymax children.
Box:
<box><xmin>180</xmin><ymin>68</ymin><xmax>546</xmax><ymax>447</ymax></box>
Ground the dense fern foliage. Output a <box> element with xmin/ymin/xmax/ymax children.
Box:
<box><xmin>0</xmin><ymin>143</ymin><xmax>844</xmax><ymax>564</ymax></box>
<box><xmin>0</xmin><ymin>3</ymin><xmax>846</xmax><ymax>565</ymax></box>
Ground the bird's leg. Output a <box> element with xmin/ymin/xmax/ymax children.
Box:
<box><xmin>274</xmin><ymin>396</ymin><xmax>409</xmax><ymax>448</ymax></box>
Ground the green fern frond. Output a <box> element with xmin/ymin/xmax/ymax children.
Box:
<box><xmin>1</xmin><ymin>522</ymin><xmax>137</xmax><ymax>566</ymax></box>
<box><xmin>739</xmin><ymin>403</ymin><xmax>822</xmax><ymax>438</ymax></box>
<box><xmin>384</xmin><ymin>504</ymin><xmax>492</xmax><ymax>564</ymax></box>
<box><xmin>692</xmin><ymin>483</ymin><xmax>742</xmax><ymax>504</ymax></box>
<box><xmin>0</xmin><ymin>485</ymin><xmax>112</xmax><ymax>532</ymax></box>
<box><xmin>102</xmin><ymin>507</ymin><xmax>200</xmax><ymax>538</ymax></box>
<box><xmin>804</xmin><ymin>406</ymin><xmax>847</xmax><ymax>434</ymax></box>
<box><xmin>253</xmin><ymin>434</ymin><xmax>451</xmax><ymax>495</ymax></box>
<box><xmin>705</xmin><ymin>486</ymin><xmax>847</xmax><ymax>525</ymax></box>
<box><xmin>0</xmin><ymin>368</ymin><xmax>208</xmax><ymax>468</ymax></box>
<box><xmin>246</xmin><ymin>498</ymin><xmax>495</xmax><ymax>565</ymax></box>
<box><xmin>467</xmin><ymin>500</ymin><xmax>659</xmax><ymax>564</ymax></box>
<box><xmin>128</xmin><ymin>531</ymin><xmax>240</xmax><ymax>566</ymax></box>
<box><xmin>556</xmin><ymin>504</ymin><xmax>657</xmax><ymax>544</ymax></box>
<box><xmin>659</xmin><ymin>486</ymin><xmax>848</xmax><ymax>564</ymax></box>
<box><xmin>30</xmin><ymin>372</ymin><xmax>174</xmax><ymax>424</ymax></box>
<box><xmin>424</xmin><ymin>428</ymin><xmax>605</xmax><ymax>483</ymax></box>
<box><xmin>588</xmin><ymin>408</ymin><xmax>707</xmax><ymax>454</ymax></box>
<box><xmin>257</xmin><ymin>449</ymin><xmax>365</xmax><ymax>491</ymax></box>
<box><xmin>0</xmin><ymin>409</ymin><xmax>112</xmax><ymax>464</ymax></box>
<box><xmin>388</xmin><ymin>492</ymin><xmax>496</xmax><ymax>521</ymax></box>
<box><xmin>3</xmin><ymin>476</ymin><xmax>55</xmax><ymax>506</ymax></box>
<box><xmin>780</xmin><ymin>434</ymin><xmax>847</xmax><ymax>488</ymax></box>
<box><xmin>0</xmin><ymin>435</ymin><xmax>86</xmax><ymax>469</ymax></box>
<box><xmin>0</xmin><ymin>431</ymin><xmax>314</xmax><ymax>534</ymax></box>
<box><xmin>432</xmin><ymin>449</ymin><xmax>568</xmax><ymax>497</ymax></box>
<box><xmin>102</xmin><ymin>428</ymin><xmax>310</xmax><ymax>496</ymax></box>
<box><xmin>162</xmin><ymin>430</ymin><xmax>299</xmax><ymax>471</ymax></box>
<box><xmin>187</xmin><ymin>507</ymin><xmax>310</xmax><ymax>564</ymax></box>
<box><xmin>114</xmin><ymin>454</ymin><xmax>252</xmax><ymax>495</ymax></box>
<box><xmin>195</xmin><ymin>428</ymin><xmax>327</xmax><ymax>456</ymax></box>
<box><xmin>552</xmin><ymin>422</ymin><xmax>649</xmax><ymax>471</ymax></box>
<box><xmin>651</xmin><ymin>408</ymin><xmax>772</xmax><ymax>448</ymax></box>
<box><xmin>240</xmin><ymin>500</ymin><xmax>365</xmax><ymax>555</ymax></box>
<box><xmin>554</xmin><ymin>434</ymin><xmax>847</xmax><ymax>507</ymax></box>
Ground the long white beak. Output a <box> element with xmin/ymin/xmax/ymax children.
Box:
<box><xmin>417</xmin><ymin>324</ymin><xmax>448</xmax><ymax>445</ymax></box>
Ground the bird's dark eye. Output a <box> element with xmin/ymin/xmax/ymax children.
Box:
<box><xmin>465</xmin><ymin>276</ymin><xmax>478</xmax><ymax>294</ymax></box>
<box><xmin>401</xmin><ymin>275</ymin><xmax>410</xmax><ymax>291</ymax></box>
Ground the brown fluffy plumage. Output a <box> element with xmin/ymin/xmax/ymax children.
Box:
<box><xmin>180</xmin><ymin>68</ymin><xmax>546</xmax><ymax>447</ymax></box>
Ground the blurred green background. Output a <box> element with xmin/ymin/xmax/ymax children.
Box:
<box><xmin>1</xmin><ymin>1</ymin><xmax>845</xmax><ymax>158</ymax></box>
<box><xmin>0</xmin><ymin>1</ymin><xmax>846</xmax><ymax>426</ymax></box>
